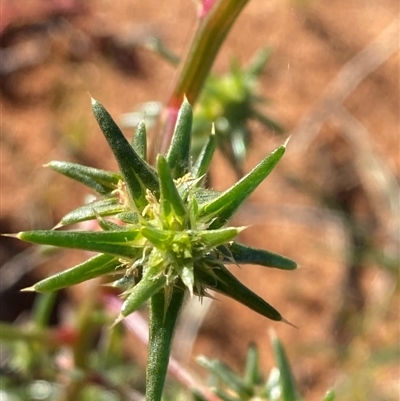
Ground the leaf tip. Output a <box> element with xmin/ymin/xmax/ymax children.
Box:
<box><xmin>211</xmin><ymin>123</ymin><xmax>216</xmax><ymax>136</ymax></box>
<box><xmin>280</xmin><ymin>316</ymin><xmax>298</xmax><ymax>329</ymax></box>
<box><xmin>90</xmin><ymin>96</ymin><xmax>99</xmax><ymax>108</ymax></box>
<box><xmin>53</xmin><ymin>221</ymin><xmax>63</xmax><ymax>229</ymax></box>
<box><xmin>21</xmin><ymin>286</ymin><xmax>36</xmax><ymax>292</ymax></box>
<box><xmin>111</xmin><ymin>314</ymin><xmax>124</xmax><ymax>328</ymax></box>
<box><xmin>283</xmin><ymin>136</ymin><xmax>291</xmax><ymax>148</ymax></box>
<box><xmin>2</xmin><ymin>233</ymin><xmax>19</xmax><ymax>239</ymax></box>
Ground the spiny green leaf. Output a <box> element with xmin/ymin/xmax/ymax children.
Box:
<box><xmin>59</xmin><ymin>198</ymin><xmax>125</xmax><ymax>226</ymax></box>
<box><xmin>195</xmin><ymin>227</ymin><xmax>244</xmax><ymax>249</ymax></box>
<box><xmin>196</xmin><ymin>356</ymin><xmax>253</xmax><ymax>399</ymax></box>
<box><xmin>197</xmin><ymin>142</ymin><xmax>286</xmax><ymax>228</ymax></box>
<box><xmin>91</xmin><ymin>98</ymin><xmax>159</xmax><ymax>209</ymax></box>
<box><xmin>244</xmin><ymin>343</ymin><xmax>261</xmax><ymax>387</ymax></box>
<box><xmin>166</xmin><ymin>98</ymin><xmax>192</xmax><ymax>178</ymax></box>
<box><xmin>46</xmin><ymin>161</ymin><xmax>121</xmax><ymax>195</ymax></box>
<box><xmin>29</xmin><ymin>254</ymin><xmax>122</xmax><ymax>292</ymax></box>
<box><xmin>246</xmin><ymin>47</ymin><xmax>272</xmax><ymax>77</ymax></box>
<box><xmin>132</xmin><ymin>120</ymin><xmax>147</xmax><ymax>160</ymax></box>
<box><xmin>179</xmin><ymin>260</ymin><xmax>194</xmax><ymax>296</ymax></box>
<box><xmin>270</xmin><ymin>332</ymin><xmax>300</xmax><ymax>401</ymax></box>
<box><xmin>119</xmin><ymin>269</ymin><xmax>167</xmax><ymax>319</ymax></box>
<box><xmin>193</xmin><ymin>188</ymin><xmax>221</xmax><ymax>206</ymax></box>
<box><xmin>157</xmin><ymin>154</ymin><xmax>187</xmax><ymax>229</ymax></box>
<box><xmin>141</xmin><ymin>226</ymin><xmax>174</xmax><ymax>250</ymax></box>
<box><xmin>96</xmin><ymin>216</ymin><xmax>126</xmax><ymax>231</ymax></box>
<box><xmin>220</xmin><ymin>242</ymin><xmax>297</xmax><ymax>270</ymax></box>
<box><xmin>191</xmin><ymin>128</ymin><xmax>216</xmax><ymax>179</ymax></box>
<box><xmin>196</xmin><ymin>265</ymin><xmax>283</xmax><ymax>322</ymax></box>
<box><xmin>17</xmin><ymin>229</ymin><xmax>143</xmax><ymax>259</ymax></box>
<box><xmin>116</xmin><ymin>212</ymin><xmax>139</xmax><ymax>224</ymax></box>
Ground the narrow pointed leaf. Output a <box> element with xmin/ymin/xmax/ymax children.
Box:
<box><xmin>191</xmin><ymin>128</ymin><xmax>216</xmax><ymax>179</ymax></box>
<box><xmin>220</xmin><ymin>242</ymin><xmax>297</xmax><ymax>270</ymax></box>
<box><xmin>116</xmin><ymin>212</ymin><xmax>139</xmax><ymax>224</ymax></box>
<box><xmin>193</xmin><ymin>188</ymin><xmax>221</xmax><ymax>206</ymax></box>
<box><xmin>271</xmin><ymin>333</ymin><xmax>300</xmax><ymax>401</ymax></box>
<box><xmin>197</xmin><ymin>356</ymin><xmax>253</xmax><ymax>398</ymax></box>
<box><xmin>132</xmin><ymin>120</ymin><xmax>147</xmax><ymax>160</ymax></box>
<box><xmin>46</xmin><ymin>161</ymin><xmax>121</xmax><ymax>195</ymax></box>
<box><xmin>166</xmin><ymin>98</ymin><xmax>192</xmax><ymax>178</ymax></box>
<box><xmin>246</xmin><ymin>47</ymin><xmax>272</xmax><ymax>77</ymax></box>
<box><xmin>59</xmin><ymin>198</ymin><xmax>125</xmax><ymax>226</ymax></box>
<box><xmin>18</xmin><ymin>229</ymin><xmax>142</xmax><ymax>259</ymax></box>
<box><xmin>33</xmin><ymin>254</ymin><xmax>121</xmax><ymax>292</ymax></box>
<box><xmin>197</xmin><ymin>266</ymin><xmax>282</xmax><ymax>322</ymax></box>
<box><xmin>196</xmin><ymin>227</ymin><xmax>244</xmax><ymax>249</ymax></box>
<box><xmin>96</xmin><ymin>217</ymin><xmax>126</xmax><ymax>231</ymax></box>
<box><xmin>265</xmin><ymin>367</ymin><xmax>281</xmax><ymax>400</ymax></box>
<box><xmin>197</xmin><ymin>143</ymin><xmax>286</xmax><ymax>228</ymax></box>
<box><xmin>157</xmin><ymin>155</ymin><xmax>187</xmax><ymax>228</ymax></box>
<box><xmin>180</xmin><ymin>262</ymin><xmax>194</xmax><ymax>296</ymax></box>
<box><xmin>141</xmin><ymin>226</ymin><xmax>174</xmax><ymax>250</ymax></box>
<box><xmin>252</xmin><ymin>109</ymin><xmax>284</xmax><ymax>134</ymax></box>
<box><xmin>92</xmin><ymin>98</ymin><xmax>159</xmax><ymax>209</ymax></box>
<box><xmin>244</xmin><ymin>343</ymin><xmax>261</xmax><ymax>387</ymax></box>
<box><xmin>120</xmin><ymin>269</ymin><xmax>167</xmax><ymax>317</ymax></box>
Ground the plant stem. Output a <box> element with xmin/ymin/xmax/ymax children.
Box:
<box><xmin>146</xmin><ymin>289</ymin><xmax>185</xmax><ymax>401</ymax></box>
<box><xmin>156</xmin><ymin>0</ymin><xmax>250</xmax><ymax>156</ymax></box>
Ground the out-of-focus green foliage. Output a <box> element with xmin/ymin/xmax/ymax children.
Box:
<box><xmin>192</xmin><ymin>48</ymin><xmax>284</xmax><ymax>175</ymax></box>
<box><xmin>196</xmin><ymin>337</ymin><xmax>335</xmax><ymax>401</ymax></box>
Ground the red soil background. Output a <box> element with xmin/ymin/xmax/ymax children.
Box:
<box><xmin>1</xmin><ymin>1</ymin><xmax>399</xmax><ymax>400</ymax></box>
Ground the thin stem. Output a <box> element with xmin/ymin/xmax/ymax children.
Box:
<box><xmin>155</xmin><ymin>0</ymin><xmax>250</xmax><ymax>157</ymax></box>
<box><xmin>146</xmin><ymin>289</ymin><xmax>185</xmax><ymax>401</ymax></box>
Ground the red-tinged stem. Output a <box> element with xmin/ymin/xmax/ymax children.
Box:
<box><xmin>157</xmin><ymin>0</ymin><xmax>250</xmax><ymax>156</ymax></box>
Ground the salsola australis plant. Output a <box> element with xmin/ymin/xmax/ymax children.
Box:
<box><xmin>9</xmin><ymin>97</ymin><xmax>296</xmax><ymax>401</ymax></box>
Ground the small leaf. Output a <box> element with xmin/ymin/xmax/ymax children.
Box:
<box><xmin>46</xmin><ymin>161</ymin><xmax>121</xmax><ymax>195</ymax></box>
<box><xmin>265</xmin><ymin>367</ymin><xmax>281</xmax><ymax>401</ymax></box>
<box><xmin>244</xmin><ymin>343</ymin><xmax>261</xmax><ymax>387</ymax></box>
<box><xmin>92</xmin><ymin>98</ymin><xmax>159</xmax><ymax>209</ymax></box>
<box><xmin>246</xmin><ymin>47</ymin><xmax>272</xmax><ymax>77</ymax></box>
<box><xmin>197</xmin><ymin>265</ymin><xmax>283</xmax><ymax>322</ymax></box>
<box><xmin>141</xmin><ymin>226</ymin><xmax>174</xmax><ymax>250</ymax></box>
<box><xmin>179</xmin><ymin>261</ymin><xmax>194</xmax><ymax>296</ymax></box>
<box><xmin>270</xmin><ymin>332</ymin><xmax>300</xmax><ymax>401</ymax></box>
<box><xmin>197</xmin><ymin>356</ymin><xmax>253</xmax><ymax>399</ymax></box>
<box><xmin>193</xmin><ymin>188</ymin><xmax>221</xmax><ymax>206</ymax></box>
<box><xmin>32</xmin><ymin>254</ymin><xmax>122</xmax><ymax>292</ymax></box>
<box><xmin>220</xmin><ymin>242</ymin><xmax>297</xmax><ymax>270</ymax></box>
<box><xmin>59</xmin><ymin>198</ymin><xmax>125</xmax><ymax>226</ymax></box>
<box><xmin>120</xmin><ymin>268</ymin><xmax>167</xmax><ymax>318</ymax></box>
<box><xmin>18</xmin><ymin>229</ymin><xmax>143</xmax><ymax>259</ymax></box>
<box><xmin>132</xmin><ymin>120</ymin><xmax>147</xmax><ymax>160</ymax></box>
<box><xmin>197</xmin><ymin>142</ymin><xmax>286</xmax><ymax>228</ymax></box>
<box><xmin>166</xmin><ymin>98</ymin><xmax>193</xmax><ymax>178</ymax></box>
<box><xmin>157</xmin><ymin>155</ymin><xmax>187</xmax><ymax>229</ymax></box>
<box><xmin>96</xmin><ymin>216</ymin><xmax>126</xmax><ymax>231</ymax></box>
<box><xmin>116</xmin><ymin>212</ymin><xmax>139</xmax><ymax>224</ymax></box>
<box><xmin>195</xmin><ymin>227</ymin><xmax>244</xmax><ymax>249</ymax></box>
<box><xmin>191</xmin><ymin>127</ymin><xmax>216</xmax><ymax>179</ymax></box>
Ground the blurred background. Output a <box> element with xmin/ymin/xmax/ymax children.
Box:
<box><xmin>1</xmin><ymin>0</ymin><xmax>399</xmax><ymax>400</ymax></box>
